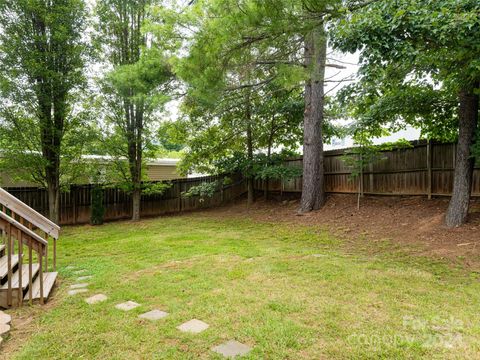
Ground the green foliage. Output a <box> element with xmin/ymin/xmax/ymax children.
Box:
<box><xmin>141</xmin><ymin>182</ymin><xmax>171</xmax><ymax>196</ymax></box>
<box><xmin>332</xmin><ymin>0</ymin><xmax>480</xmax><ymax>141</ymax></box>
<box><xmin>94</xmin><ymin>0</ymin><xmax>174</xmax><ymax>202</ymax></box>
<box><xmin>100</xmin><ymin>178</ymin><xmax>171</xmax><ymax>196</ymax></box>
<box><xmin>342</xmin><ymin>143</ymin><xmax>384</xmax><ymax>180</ymax></box>
<box><xmin>90</xmin><ymin>186</ymin><xmax>105</xmax><ymax>226</ymax></box>
<box><xmin>176</xmin><ymin>85</ymin><xmax>304</xmax><ymax>177</ymax></box>
<box><xmin>0</xmin><ymin>0</ymin><xmax>90</xmax><ymax>188</ymax></box>
<box><xmin>157</xmin><ymin>121</ymin><xmax>185</xmax><ymax>152</ymax></box>
<box><xmin>343</xmin><ymin>139</ymin><xmax>413</xmax><ymax>179</ymax></box>
<box><xmin>212</xmin><ymin>151</ymin><xmax>302</xmax><ymax>182</ymax></box>
<box><xmin>158</xmin><ymin>1</ymin><xmax>308</xmax><ymax>179</ymax></box>
<box><xmin>182</xmin><ymin>181</ymin><xmax>219</xmax><ymax>202</ymax></box>
<box><xmin>154</xmin><ymin>0</ymin><xmax>364</xmax><ymax>184</ymax></box>
<box><xmin>255</xmin><ymin>164</ymin><xmax>302</xmax><ymax>182</ymax></box>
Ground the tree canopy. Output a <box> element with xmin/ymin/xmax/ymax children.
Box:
<box><xmin>0</xmin><ymin>0</ymin><xmax>89</xmax><ymax>223</ymax></box>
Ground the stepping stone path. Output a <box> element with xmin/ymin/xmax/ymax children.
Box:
<box><xmin>115</xmin><ymin>301</ymin><xmax>140</xmax><ymax>311</ymax></box>
<box><xmin>72</xmin><ymin>266</ymin><xmax>254</xmax><ymax>357</ymax></box>
<box><xmin>69</xmin><ymin>270</ymin><xmax>91</xmax><ymax>296</ymax></box>
<box><xmin>0</xmin><ymin>324</ymin><xmax>10</xmax><ymax>337</ymax></box>
<box><xmin>212</xmin><ymin>340</ymin><xmax>252</xmax><ymax>358</ymax></box>
<box><xmin>85</xmin><ymin>294</ymin><xmax>108</xmax><ymax>304</ymax></box>
<box><xmin>138</xmin><ymin>309</ymin><xmax>168</xmax><ymax>321</ymax></box>
<box><xmin>177</xmin><ymin>319</ymin><xmax>209</xmax><ymax>334</ymax></box>
<box><xmin>0</xmin><ymin>310</ymin><xmax>11</xmax><ymax>347</ymax></box>
<box><xmin>0</xmin><ymin>311</ymin><xmax>11</xmax><ymax>325</ymax></box>
<box><xmin>70</xmin><ymin>283</ymin><xmax>89</xmax><ymax>289</ymax></box>
<box><xmin>77</xmin><ymin>275</ymin><xmax>93</xmax><ymax>281</ymax></box>
<box><xmin>68</xmin><ymin>289</ymin><xmax>88</xmax><ymax>296</ymax></box>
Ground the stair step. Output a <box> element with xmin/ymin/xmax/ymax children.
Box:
<box><xmin>0</xmin><ymin>244</ymin><xmax>5</xmax><ymax>254</ymax></box>
<box><xmin>24</xmin><ymin>272</ymin><xmax>58</xmax><ymax>302</ymax></box>
<box><xmin>0</xmin><ymin>254</ymin><xmax>20</xmax><ymax>279</ymax></box>
<box><xmin>0</xmin><ymin>264</ymin><xmax>40</xmax><ymax>290</ymax></box>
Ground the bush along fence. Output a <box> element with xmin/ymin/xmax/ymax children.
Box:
<box><xmin>3</xmin><ymin>174</ymin><xmax>246</xmax><ymax>225</ymax></box>
<box><xmin>255</xmin><ymin>140</ymin><xmax>480</xmax><ymax>198</ymax></box>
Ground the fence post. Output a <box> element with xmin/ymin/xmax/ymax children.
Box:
<box><xmin>369</xmin><ymin>162</ymin><xmax>374</xmax><ymax>194</ymax></box>
<box><xmin>359</xmin><ymin>154</ymin><xmax>364</xmax><ymax>197</ymax></box>
<box><xmin>179</xmin><ymin>181</ymin><xmax>182</xmax><ymax>212</ymax></box>
<box><xmin>72</xmin><ymin>185</ymin><xmax>77</xmax><ymax>224</ymax></box>
<box><xmin>220</xmin><ymin>178</ymin><xmax>225</xmax><ymax>204</ymax></box>
<box><xmin>427</xmin><ymin>140</ymin><xmax>432</xmax><ymax>199</ymax></box>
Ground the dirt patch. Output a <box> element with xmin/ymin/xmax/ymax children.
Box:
<box><xmin>201</xmin><ymin>194</ymin><xmax>480</xmax><ymax>271</ymax></box>
<box><xmin>0</xmin><ymin>280</ymin><xmax>62</xmax><ymax>360</ymax></box>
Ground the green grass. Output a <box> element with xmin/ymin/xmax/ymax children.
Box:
<box><xmin>10</xmin><ymin>214</ymin><xmax>480</xmax><ymax>359</ymax></box>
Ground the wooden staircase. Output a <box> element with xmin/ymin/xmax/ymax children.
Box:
<box><xmin>0</xmin><ymin>187</ymin><xmax>60</xmax><ymax>308</ymax></box>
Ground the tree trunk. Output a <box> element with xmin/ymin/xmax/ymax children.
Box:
<box><xmin>264</xmin><ymin>143</ymin><xmax>272</xmax><ymax>202</ymax></box>
<box><xmin>299</xmin><ymin>24</ymin><xmax>327</xmax><ymax>213</ymax></box>
<box><xmin>43</xmin><ymin>131</ymin><xmax>61</xmax><ymax>224</ymax></box>
<box><xmin>264</xmin><ymin>116</ymin><xmax>275</xmax><ymax>201</ymax></box>
<box><xmin>41</xmin><ymin>100</ymin><xmax>62</xmax><ymax>225</ymax></box>
<box><xmin>130</xmin><ymin>144</ymin><xmax>142</xmax><ymax>221</ymax></box>
<box><xmin>127</xmin><ymin>98</ymin><xmax>143</xmax><ymax>222</ymax></box>
<box><xmin>132</xmin><ymin>188</ymin><xmax>141</xmax><ymax>221</ymax></box>
<box><xmin>246</xmin><ymin>91</ymin><xmax>254</xmax><ymax>208</ymax></box>
<box><xmin>47</xmin><ymin>181</ymin><xmax>60</xmax><ymax>225</ymax></box>
<box><xmin>264</xmin><ymin>180</ymin><xmax>269</xmax><ymax>201</ymax></box>
<box><xmin>445</xmin><ymin>84</ymin><xmax>479</xmax><ymax>227</ymax></box>
<box><xmin>247</xmin><ymin>177</ymin><xmax>254</xmax><ymax>207</ymax></box>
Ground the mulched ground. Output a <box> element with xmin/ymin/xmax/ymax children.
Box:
<box><xmin>204</xmin><ymin>193</ymin><xmax>480</xmax><ymax>271</ymax></box>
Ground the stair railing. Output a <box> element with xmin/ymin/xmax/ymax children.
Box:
<box><xmin>0</xmin><ymin>187</ymin><xmax>60</xmax><ymax>307</ymax></box>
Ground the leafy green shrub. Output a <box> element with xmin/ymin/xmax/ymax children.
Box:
<box><xmin>255</xmin><ymin>164</ymin><xmax>302</xmax><ymax>182</ymax></box>
<box><xmin>222</xmin><ymin>176</ymin><xmax>233</xmax><ymax>186</ymax></box>
<box><xmin>141</xmin><ymin>181</ymin><xmax>171</xmax><ymax>196</ymax></box>
<box><xmin>182</xmin><ymin>181</ymin><xmax>218</xmax><ymax>203</ymax></box>
<box><xmin>90</xmin><ymin>186</ymin><xmax>105</xmax><ymax>225</ymax></box>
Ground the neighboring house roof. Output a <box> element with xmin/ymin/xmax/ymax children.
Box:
<box><xmin>81</xmin><ymin>155</ymin><xmax>180</xmax><ymax>166</ymax></box>
<box><xmin>147</xmin><ymin>158</ymin><xmax>180</xmax><ymax>166</ymax></box>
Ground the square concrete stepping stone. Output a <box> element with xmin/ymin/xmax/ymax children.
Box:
<box><xmin>68</xmin><ymin>289</ymin><xmax>88</xmax><ymax>296</ymax></box>
<box><xmin>73</xmin><ymin>269</ymin><xmax>87</xmax><ymax>275</ymax></box>
<box><xmin>77</xmin><ymin>275</ymin><xmax>93</xmax><ymax>281</ymax></box>
<box><xmin>0</xmin><ymin>324</ymin><xmax>10</xmax><ymax>337</ymax></box>
<box><xmin>0</xmin><ymin>311</ymin><xmax>11</xmax><ymax>325</ymax></box>
<box><xmin>70</xmin><ymin>283</ymin><xmax>89</xmax><ymax>289</ymax></box>
<box><xmin>177</xmin><ymin>319</ymin><xmax>209</xmax><ymax>334</ymax></box>
<box><xmin>85</xmin><ymin>294</ymin><xmax>108</xmax><ymax>304</ymax></box>
<box><xmin>212</xmin><ymin>340</ymin><xmax>252</xmax><ymax>358</ymax></box>
<box><xmin>138</xmin><ymin>309</ymin><xmax>168</xmax><ymax>321</ymax></box>
<box><xmin>115</xmin><ymin>301</ymin><xmax>140</xmax><ymax>311</ymax></box>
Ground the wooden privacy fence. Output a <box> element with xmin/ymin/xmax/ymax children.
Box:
<box><xmin>5</xmin><ymin>140</ymin><xmax>480</xmax><ymax>226</ymax></box>
<box><xmin>4</xmin><ymin>174</ymin><xmax>246</xmax><ymax>226</ymax></box>
<box><xmin>256</xmin><ymin>140</ymin><xmax>480</xmax><ymax>197</ymax></box>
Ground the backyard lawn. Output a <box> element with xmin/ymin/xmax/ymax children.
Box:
<box><xmin>5</xmin><ymin>213</ymin><xmax>480</xmax><ymax>359</ymax></box>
